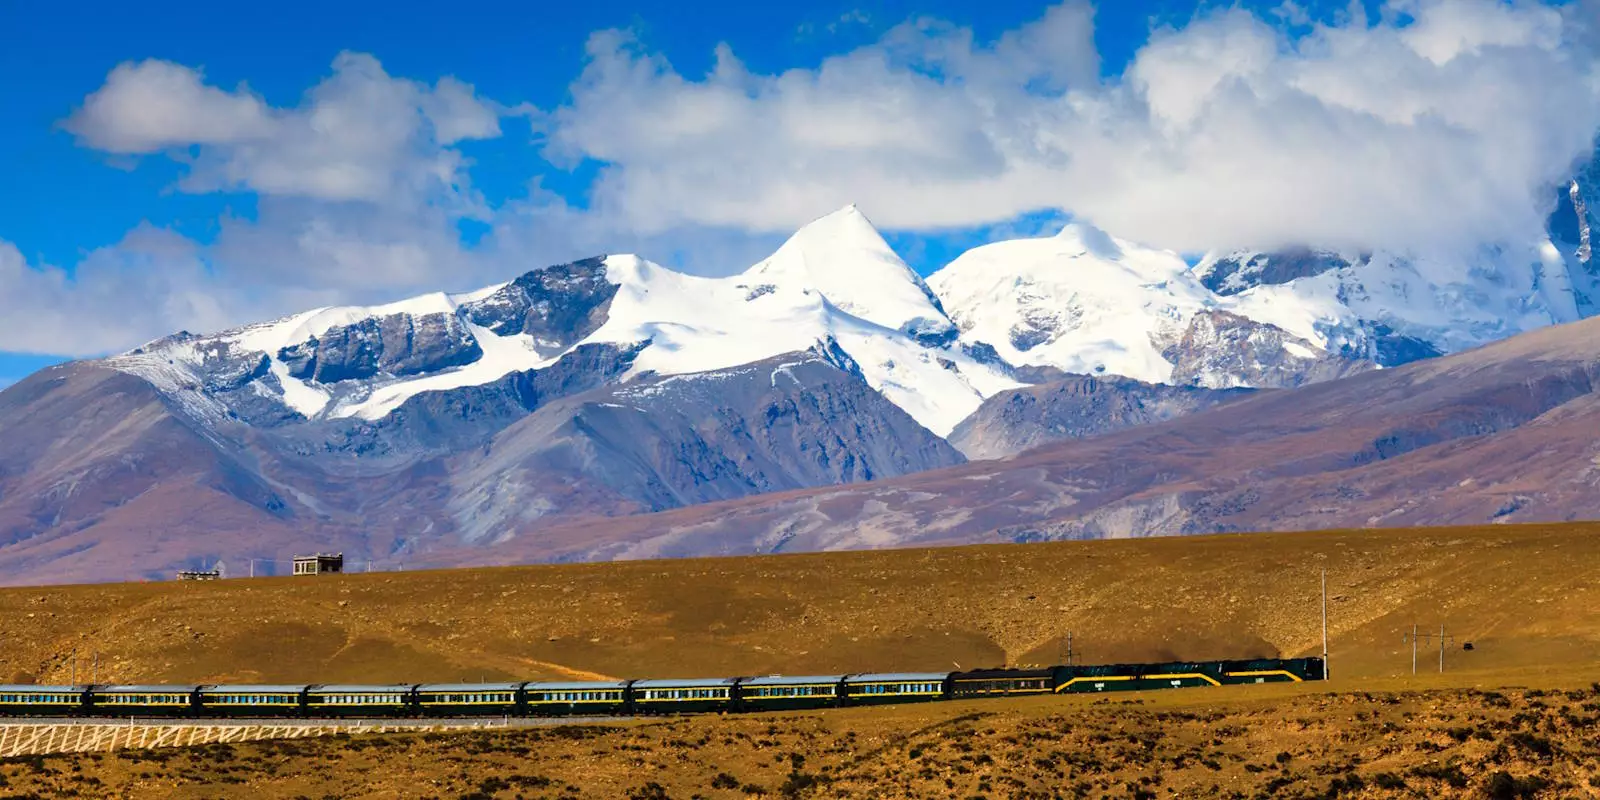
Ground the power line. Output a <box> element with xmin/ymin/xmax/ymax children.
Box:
<box><xmin>1401</xmin><ymin>624</ymin><xmax>1457</xmax><ymax>674</ymax></box>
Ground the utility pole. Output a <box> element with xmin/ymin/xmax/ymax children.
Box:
<box><xmin>1068</xmin><ymin>631</ymin><xmax>1074</xmax><ymax>666</ymax></box>
<box><xmin>1437</xmin><ymin>625</ymin><xmax>1455</xmax><ymax>673</ymax></box>
<box><xmin>1404</xmin><ymin>624</ymin><xmax>1419</xmax><ymax>675</ymax></box>
<box><xmin>1321</xmin><ymin>569</ymin><xmax>1330</xmax><ymax>680</ymax></box>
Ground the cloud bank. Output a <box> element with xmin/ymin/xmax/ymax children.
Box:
<box><xmin>550</xmin><ymin>0</ymin><xmax>1600</xmax><ymax>253</ymax></box>
<box><xmin>3</xmin><ymin>0</ymin><xmax>1600</xmax><ymax>359</ymax></box>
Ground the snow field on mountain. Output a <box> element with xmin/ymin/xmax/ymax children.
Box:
<box><xmin>934</xmin><ymin>217</ymin><xmax>1593</xmax><ymax>386</ymax></box>
<box><xmin>345</xmin><ymin>321</ymin><xmax>558</xmax><ymax>421</ymax></box>
<box><xmin>930</xmin><ymin>223</ymin><xmax>1223</xmax><ymax>383</ymax></box>
<box><xmin>229</xmin><ymin>284</ymin><xmax>505</xmax><ymax>356</ymax></box>
<box><xmin>582</xmin><ymin>213</ymin><xmax>1016</xmax><ymax>436</ymax></box>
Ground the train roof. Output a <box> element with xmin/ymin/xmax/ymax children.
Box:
<box><xmin>739</xmin><ymin>675</ymin><xmax>845</xmax><ymax>686</ymax></box>
<box><xmin>951</xmin><ymin>667</ymin><xmax>1055</xmax><ymax>680</ymax></box>
<box><xmin>0</xmin><ymin>685</ymin><xmax>81</xmax><ymax>692</ymax></box>
<box><xmin>305</xmin><ymin>684</ymin><xmax>417</xmax><ymax>693</ymax></box>
<box><xmin>94</xmin><ymin>685</ymin><xmax>200</xmax><ymax>693</ymax></box>
<box><xmin>524</xmin><ymin>681</ymin><xmax>630</xmax><ymax>690</ymax></box>
<box><xmin>630</xmin><ymin>678</ymin><xmax>739</xmax><ymax>689</ymax></box>
<box><xmin>844</xmin><ymin>673</ymin><xmax>950</xmax><ymax>682</ymax></box>
<box><xmin>201</xmin><ymin>685</ymin><xmax>310</xmax><ymax>693</ymax></box>
<box><xmin>415</xmin><ymin>683</ymin><xmax>524</xmax><ymax>692</ymax></box>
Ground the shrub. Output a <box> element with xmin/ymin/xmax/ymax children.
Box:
<box><xmin>627</xmin><ymin>782</ymin><xmax>671</xmax><ymax>800</ymax></box>
<box><xmin>1371</xmin><ymin>773</ymin><xmax>1406</xmax><ymax>790</ymax></box>
<box><xmin>1409</xmin><ymin>762</ymin><xmax>1469</xmax><ymax>789</ymax></box>
<box><xmin>1484</xmin><ymin>771</ymin><xmax>1549</xmax><ymax>800</ymax></box>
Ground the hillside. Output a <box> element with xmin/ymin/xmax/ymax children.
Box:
<box><xmin>461</xmin><ymin>311</ymin><xmax>1600</xmax><ymax>562</ymax></box>
<box><xmin>0</xmin><ymin>522</ymin><xmax>1596</xmax><ymax>688</ymax></box>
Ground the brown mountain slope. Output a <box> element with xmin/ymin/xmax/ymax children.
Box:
<box><xmin>947</xmin><ymin>373</ymin><xmax>1255</xmax><ymax>460</ymax></box>
<box><xmin>0</xmin><ymin>364</ymin><xmax>359</xmax><ymax>581</ymax></box>
<box><xmin>0</xmin><ymin>352</ymin><xmax>960</xmax><ymax>584</ymax></box>
<box><xmin>454</xmin><ymin>313</ymin><xmax>1600</xmax><ymax>563</ymax></box>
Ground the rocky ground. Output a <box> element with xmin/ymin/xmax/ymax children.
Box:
<box><xmin>2</xmin><ymin>683</ymin><xmax>1598</xmax><ymax>798</ymax></box>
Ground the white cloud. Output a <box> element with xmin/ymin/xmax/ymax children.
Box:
<box><xmin>485</xmin><ymin>183</ymin><xmax>788</xmax><ymax>277</ymax></box>
<box><xmin>544</xmin><ymin>0</ymin><xmax>1600</xmax><ymax>254</ymax></box>
<box><xmin>0</xmin><ymin>231</ymin><xmax>238</xmax><ymax>357</ymax></box>
<box><xmin>18</xmin><ymin>52</ymin><xmax>522</xmax><ymax>357</ymax></box>
<box><xmin>1395</xmin><ymin>0</ymin><xmax>1563</xmax><ymax>65</ymax></box>
<box><xmin>64</xmin><ymin>60</ymin><xmax>274</xmax><ymax>153</ymax></box>
<box><xmin>67</xmin><ymin>52</ymin><xmax>503</xmax><ymax>209</ymax></box>
<box><xmin>0</xmin><ymin>211</ymin><xmax>507</xmax><ymax>358</ymax></box>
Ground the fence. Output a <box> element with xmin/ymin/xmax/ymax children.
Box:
<box><xmin>0</xmin><ymin>718</ymin><xmax>509</xmax><ymax>757</ymax></box>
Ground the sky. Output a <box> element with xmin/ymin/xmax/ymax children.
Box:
<box><xmin>1</xmin><ymin>0</ymin><xmax>1599</xmax><ymax>387</ymax></box>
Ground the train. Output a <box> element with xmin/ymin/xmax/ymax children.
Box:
<box><xmin>0</xmin><ymin>657</ymin><xmax>1323</xmax><ymax>719</ymax></box>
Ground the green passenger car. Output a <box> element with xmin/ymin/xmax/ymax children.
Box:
<box><xmin>415</xmin><ymin>683</ymin><xmax>521</xmax><ymax>717</ymax></box>
<box><xmin>198</xmin><ymin>685</ymin><xmax>307</xmax><ymax>717</ymax></box>
<box><xmin>89</xmin><ymin>685</ymin><xmax>201</xmax><ymax>716</ymax></box>
<box><xmin>0</xmin><ymin>685</ymin><xmax>86</xmax><ymax>717</ymax></box>
<box><xmin>842</xmin><ymin>673</ymin><xmax>949</xmax><ymax>706</ymax></box>
<box><xmin>523</xmin><ymin>681</ymin><xmax>630</xmax><ymax>716</ymax></box>
<box><xmin>630</xmin><ymin>678</ymin><xmax>738</xmax><ymax>714</ymax></box>
<box><xmin>303</xmin><ymin>684</ymin><xmax>414</xmax><ymax>718</ymax></box>
<box><xmin>736</xmin><ymin>675</ymin><xmax>843</xmax><ymax>711</ymax></box>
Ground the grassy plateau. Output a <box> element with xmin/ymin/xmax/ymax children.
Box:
<box><xmin>0</xmin><ymin>521</ymin><xmax>1596</xmax><ymax>797</ymax></box>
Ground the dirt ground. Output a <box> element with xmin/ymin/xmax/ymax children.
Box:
<box><xmin>0</xmin><ymin>680</ymin><xmax>1596</xmax><ymax>798</ymax></box>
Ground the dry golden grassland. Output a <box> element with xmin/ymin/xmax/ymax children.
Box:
<box><xmin>1</xmin><ymin>522</ymin><xmax>1596</xmax><ymax>686</ymax></box>
<box><xmin>0</xmin><ymin>683</ymin><xmax>1597</xmax><ymax>798</ymax></box>
<box><xmin>0</xmin><ymin>522</ymin><xmax>1595</xmax><ymax>797</ymax></box>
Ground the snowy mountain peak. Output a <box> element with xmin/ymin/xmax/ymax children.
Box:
<box><xmin>745</xmin><ymin>204</ymin><xmax>955</xmax><ymax>345</ymax></box>
<box><xmin>780</xmin><ymin>204</ymin><xmax>884</xmax><ymax>252</ymax></box>
<box><xmin>1053</xmin><ymin>220</ymin><xmax>1126</xmax><ymax>262</ymax></box>
<box><xmin>929</xmin><ymin>230</ymin><xmax>1216</xmax><ymax>384</ymax></box>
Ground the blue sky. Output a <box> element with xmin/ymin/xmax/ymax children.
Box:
<box><xmin>0</xmin><ymin>0</ymin><xmax>1272</xmax><ymax>271</ymax></box>
<box><xmin>0</xmin><ymin>0</ymin><xmax>1595</xmax><ymax>386</ymax></box>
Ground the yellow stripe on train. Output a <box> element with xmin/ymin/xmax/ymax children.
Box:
<box><xmin>1055</xmin><ymin>673</ymin><xmax>1222</xmax><ymax>692</ymax></box>
<box><xmin>1222</xmin><ymin>670</ymin><xmax>1304</xmax><ymax>682</ymax></box>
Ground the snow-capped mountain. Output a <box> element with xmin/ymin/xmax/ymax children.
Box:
<box><xmin>931</xmin><ymin>212</ymin><xmax>1595</xmax><ymax>393</ymax></box>
<box><xmin>9</xmin><ymin>161</ymin><xmax>1600</xmax><ymax>583</ymax></box>
<box><xmin>3</xmin><ymin>205</ymin><xmax>1009</xmax><ymax>583</ymax></box>
<box><xmin>928</xmin><ymin>223</ymin><xmax>1368</xmax><ymax>390</ymax></box>
<box><xmin>108</xmin><ymin>205</ymin><xmax>1018</xmax><ymax>439</ymax></box>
